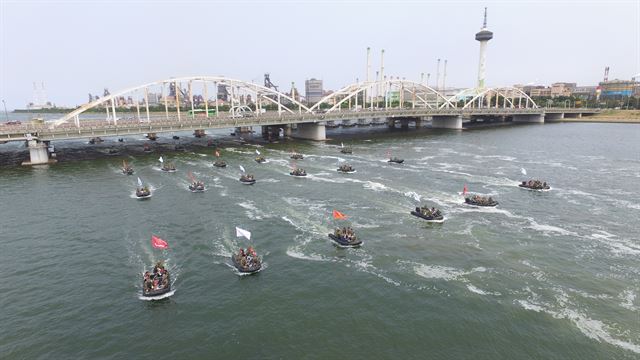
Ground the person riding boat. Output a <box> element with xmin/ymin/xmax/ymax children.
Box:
<box><xmin>290</xmin><ymin>168</ymin><xmax>307</xmax><ymax>176</ymax></box>
<box><xmin>214</xmin><ymin>159</ymin><xmax>227</xmax><ymax>168</ymax></box>
<box><xmin>142</xmin><ymin>261</ymin><xmax>171</xmax><ymax>296</ymax></box>
<box><xmin>122</xmin><ymin>163</ymin><xmax>134</xmax><ymax>175</ymax></box>
<box><xmin>162</xmin><ymin>162</ymin><xmax>176</xmax><ymax>172</ymax></box>
<box><xmin>136</xmin><ymin>185</ymin><xmax>151</xmax><ymax>198</ymax></box>
<box><xmin>233</xmin><ymin>247</ymin><xmax>262</xmax><ymax>273</ymax></box>
<box><xmin>290</xmin><ymin>153</ymin><xmax>304</xmax><ymax>160</ymax></box>
<box><xmin>189</xmin><ymin>180</ymin><xmax>205</xmax><ymax>192</ymax></box>
<box><xmin>240</xmin><ymin>174</ymin><xmax>256</xmax><ymax>184</ymax></box>
<box><xmin>337</xmin><ymin>164</ymin><xmax>355</xmax><ymax>173</ymax></box>
<box><xmin>519</xmin><ymin>179</ymin><xmax>550</xmax><ymax>190</ymax></box>
<box><xmin>465</xmin><ymin>194</ymin><xmax>498</xmax><ymax>207</ymax></box>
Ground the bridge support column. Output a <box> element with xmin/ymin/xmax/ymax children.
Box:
<box><xmin>291</xmin><ymin>122</ymin><xmax>326</xmax><ymax>141</ymax></box>
<box><xmin>564</xmin><ymin>113</ymin><xmax>582</xmax><ymax>119</ymax></box>
<box><xmin>544</xmin><ymin>113</ymin><xmax>564</xmax><ymax>121</ymax></box>
<box><xmin>431</xmin><ymin>115</ymin><xmax>463</xmax><ymax>129</ymax></box>
<box><xmin>387</xmin><ymin>119</ymin><xmax>395</xmax><ymax>128</ymax></box>
<box><xmin>400</xmin><ymin>119</ymin><xmax>409</xmax><ymax>129</ymax></box>
<box><xmin>513</xmin><ymin>114</ymin><xmax>545</xmax><ymax>123</ymax></box>
<box><xmin>22</xmin><ymin>140</ymin><xmax>56</xmax><ymax>166</ymax></box>
<box><xmin>415</xmin><ymin>119</ymin><xmax>423</xmax><ymax>128</ymax></box>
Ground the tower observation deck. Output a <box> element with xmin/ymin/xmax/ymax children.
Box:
<box><xmin>475</xmin><ymin>7</ymin><xmax>493</xmax><ymax>89</ymax></box>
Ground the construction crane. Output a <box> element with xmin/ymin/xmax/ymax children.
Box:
<box><xmin>264</xmin><ymin>73</ymin><xmax>279</xmax><ymax>91</ymax></box>
<box><xmin>603</xmin><ymin>66</ymin><xmax>610</xmax><ymax>82</ymax></box>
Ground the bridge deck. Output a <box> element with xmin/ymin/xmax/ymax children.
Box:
<box><xmin>0</xmin><ymin>108</ymin><xmax>598</xmax><ymax>142</ymax></box>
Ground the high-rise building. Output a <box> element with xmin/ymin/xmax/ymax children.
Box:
<box><xmin>305</xmin><ymin>78</ymin><xmax>324</xmax><ymax>105</ymax></box>
<box><xmin>598</xmin><ymin>80</ymin><xmax>639</xmax><ymax>99</ymax></box>
<box><xmin>550</xmin><ymin>83</ymin><xmax>576</xmax><ymax>97</ymax></box>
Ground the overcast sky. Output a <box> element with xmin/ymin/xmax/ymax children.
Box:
<box><xmin>1</xmin><ymin>0</ymin><xmax>638</xmax><ymax>109</ymax></box>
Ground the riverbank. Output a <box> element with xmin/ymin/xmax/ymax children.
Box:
<box><xmin>560</xmin><ymin>109</ymin><xmax>640</xmax><ymax>123</ymax></box>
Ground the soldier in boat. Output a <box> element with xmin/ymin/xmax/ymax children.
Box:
<box><xmin>290</xmin><ymin>168</ymin><xmax>307</xmax><ymax>176</ymax></box>
<box><xmin>465</xmin><ymin>194</ymin><xmax>498</xmax><ymax>207</ymax></box>
<box><xmin>338</xmin><ymin>164</ymin><xmax>355</xmax><ymax>173</ymax></box>
<box><xmin>240</xmin><ymin>174</ymin><xmax>256</xmax><ymax>184</ymax></box>
<box><xmin>340</xmin><ymin>146</ymin><xmax>352</xmax><ymax>154</ymax></box>
<box><xmin>136</xmin><ymin>185</ymin><xmax>151</xmax><ymax>198</ymax></box>
<box><xmin>162</xmin><ymin>161</ymin><xmax>176</xmax><ymax>172</ymax></box>
<box><xmin>329</xmin><ymin>226</ymin><xmax>361</xmax><ymax>247</ymax></box>
<box><xmin>142</xmin><ymin>261</ymin><xmax>171</xmax><ymax>296</ymax></box>
<box><xmin>189</xmin><ymin>180</ymin><xmax>205</xmax><ymax>192</ymax></box>
<box><xmin>232</xmin><ymin>247</ymin><xmax>262</xmax><ymax>273</ymax></box>
<box><xmin>519</xmin><ymin>179</ymin><xmax>550</xmax><ymax>190</ymax></box>
<box><xmin>122</xmin><ymin>161</ymin><xmax>134</xmax><ymax>175</ymax></box>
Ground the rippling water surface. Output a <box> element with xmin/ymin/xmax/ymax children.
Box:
<box><xmin>1</xmin><ymin>123</ymin><xmax>638</xmax><ymax>359</ymax></box>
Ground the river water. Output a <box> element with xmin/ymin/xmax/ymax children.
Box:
<box><xmin>1</xmin><ymin>122</ymin><xmax>638</xmax><ymax>359</ymax></box>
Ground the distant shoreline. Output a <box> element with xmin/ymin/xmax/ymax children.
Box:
<box><xmin>560</xmin><ymin>110</ymin><xmax>640</xmax><ymax>123</ymax></box>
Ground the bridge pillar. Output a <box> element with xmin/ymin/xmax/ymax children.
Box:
<box><xmin>400</xmin><ymin>119</ymin><xmax>409</xmax><ymax>129</ymax></box>
<box><xmin>291</xmin><ymin>122</ymin><xmax>326</xmax><ymax>141</ymax></box>
<box><xmin>415</xmin><ymin>119</ymin><xmax>424</xmax><ymax>128</ymax></box>
<box><xmin>387</xmin><ymin>119</ymin><xmax>395</xmax><ymax>128</ymax></box>
<box><xmin>22</xmin><ymin>140</ymin><xmax>56</xmax><ymax>166</ymax></box>
<box><xmin>513</xmin><ymin>114</ymin><xmax>545</xmax><ymax>124</ymax></box>
<box><xmin>431</xmin><ymin>115</ymin><xmax>463</xmax><ymax>129</ymax></box>
<box><xmin>564</xmin><ymin>113</ymin><xmax>582</xmax><ymax>119</ymax></box>
<box><xmin>544</xmin><ymin>113</ymin><xmax>565</xmax><ymax>121</ymax></box>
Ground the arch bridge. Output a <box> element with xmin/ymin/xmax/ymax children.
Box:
<box><xmin>0</xmin><ymin>75</ymin><xmax>599</xmax><ymax>165</ymax></box>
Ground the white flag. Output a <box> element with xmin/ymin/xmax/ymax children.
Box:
<box><xmin>256</xmin><ymin>149</ymin><xmax>261</xmax><ymax>155</ymax></box>
<box><xmin>159</xmin><ymin>156</ymin><xmax>164</xmax><ymax>163</ymax></box>
<box><xmin>239</xmin><ymin>165</ymin><xmax>246</xmax><ymax>173</ymax></box>
<box><xmin>236</xmin><ymin>227</ymin><xmax>251</xmax><ymax>240</ymax></box>
<box><xmin>137</xmin><ymin>177</ymin><xmax>143</xmax><ymax>187</ymax></box>
<box><xmin>341</xmin><ymin>142</ymin><xmax>344</xmax><ymax>148</ymax></box>
<box><xmin>521</xmin><ymin>168</ymin><xmax>527</xmax><ymax>175</ymax></box>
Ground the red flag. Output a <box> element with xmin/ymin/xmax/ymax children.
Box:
<box><xmin>333</xmin><ymin>210</ymin><xmax>347</xmax><ymax>220</ymax></box>
<box><xmin>463</xmin><ymin>184</ymin><xmax>468</xmax><ymax>195</ymax></box>
<box><xmin>215</xmin><ymin>150</ymin><xmax>220</xmax><ymax>157</ymax></box>
<box><xmin>151</xmin><ymin>235</ymin><xmax>169</xmax><ymax>249</ymax></box>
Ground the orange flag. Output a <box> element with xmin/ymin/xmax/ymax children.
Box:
<box><xmin>463</xmin><ymin>184</ymin><xmax>468</xmax><ymax>195</ymax></box>
<box><xmin>215</xmin><ymin>150</ymin><xmax>220</xmax><ymax>157</ymax></box>
<box><xmin>333</xmin><ymin>210</ymin><xmax>347</xmax><ymax>220</ymax></box>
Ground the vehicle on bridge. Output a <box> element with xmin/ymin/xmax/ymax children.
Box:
<box><xmin>187</xmin><ymin>109</ymin><xmax>217</xmax><ymax>117</ymax></box>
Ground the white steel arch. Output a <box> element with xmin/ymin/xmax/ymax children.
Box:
<box><xmin>52</xmin><ymin>76</ymin><xmax>311</xmax><ymax>127</ymax></box>
<box><xmin>308</xmin><ymin>79</ymin><xmax>455</xmax><ymax>113</ymax></box>
<box><xmin>449</xmin><ymin>87</ymin><xmax>538</xmax><ymax>109</ymax></box>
